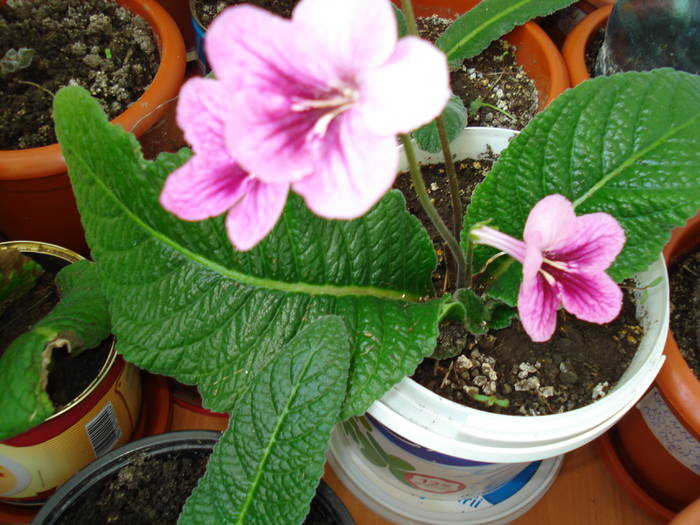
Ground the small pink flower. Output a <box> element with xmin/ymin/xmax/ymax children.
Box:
<box><xmin>471</xmin><ymin>194</ymin><xmax>626</xmax><ymax>342</ymax></box>
<box><xmin>160</xmin><ymin>0</ymin><xmax>450</xmax><ymax>251</ymax></box>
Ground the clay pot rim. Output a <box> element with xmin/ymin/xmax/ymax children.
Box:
<box><xmin>0</xmin><ymin>0</ymin><xmax>186</xmax><ymax>180</ymax></box>
<box><xmin>562</xmin><ymin>4</ymin><xmax>613</xmax><ymax>87</ymax></box>
<box><xmin>657</xmin><ymin>212</ymin><xmax>700</xmax><ymax>440</ymax></box>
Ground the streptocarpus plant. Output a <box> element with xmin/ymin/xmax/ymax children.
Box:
<box><xmin>2</xmin><ymin>0</ymin><xmax>700</xmax><ymax>523</ymax></box>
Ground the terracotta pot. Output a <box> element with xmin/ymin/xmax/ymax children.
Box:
<box><xmin>600</xmin><ymin>212</ymin><xmax>700</xmax><ymax>521</ymax></box>
<box><xmin>671</xmin><ymin>498</ymin><xmax>700</xmax><ymax>525</ymax></box>
<box><xmin>154</xmin><ymin>0</ymin><xmax>195</xmax><ymax>50</ymax></box>
<box><xmin>394</xmin><ymin>0</ymin><xmax>570</xmax><ymax>109</ymax></box>
<box><xmin>0</xmin><ymin>0</ymin><xmax>186</xmax><ymax>256</ymax></box>
<box><xmin>168</xmin><ymin>380</ymin><xmax>229</xmax><ymax>432</ymax></box>
<box><xmin>561</xmin><ymin>4</ymin><xmax>613</xmax><ymax>87</ymax></box>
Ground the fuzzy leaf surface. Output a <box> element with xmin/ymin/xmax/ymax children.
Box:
<box><xmin>464</xmin><ymin>70</ymin><xmax>700</xmax><ymax>305</ymax></box>
<box><xmin>0</xmin><ymin>248</ymin><xmax>43</xmax><ymax>317</ymax></box>
<box><xmin>178</xmin><ymin>316</ymin><xmax>349</xmax><ymax>525</ymax></box>
<box><xmin>0</xmin><ymin>261</ymin><xmax>111</xmax><ymax>439</ymax></box>
<box><xmin>437</xmin><ymin>0</ymin><xmax>576</xmax><ymax>62</ymax></box>
<box><xmin>413</xmin><ymin>94</ymin><xmax>467</xmax><ymax>152</ymax></box>
<box><xmin>53</xmin><ymin>85</ymin><xmax>446</xmax><ymax>420</ymax></box>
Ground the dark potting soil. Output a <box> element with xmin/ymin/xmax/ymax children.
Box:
<box><xmin>585</xmin><ymin>27</ymin><xmax>605</xmax><ymax>76</ymax></box>
<box><xmin>193</xmin><ymin>0</ymin><xmax>298</xmax><ymax>28</ymax></box>
<box><xmin>668</xmin><ymin>244</ymin><xmax>700</xmax><ymax>379</ymax></box>
<box><xmin>417</xmin><ymin>15</ymin><xmax>539</xmax><ymax>130</ymax></box>
<box><xmin>396</xmin><ymin>155</ymin><xmax>644</xmax><ymax>416</ymax></box>
<box><xmin>0</xmin><ymin>0</ymin><xmax>158</xmax><ymax>150</ymax></box>
<box><xmin>56</xmin><ymin>449</ymin><xmax>341</xmax><ymax>525</ymax></box>
<box><xmin>0</xmin><ymin>252</ymin><xmax>110</xmax><ymax>411</ymax></box>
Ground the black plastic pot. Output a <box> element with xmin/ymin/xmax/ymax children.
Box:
<box><xmin>32</xmin><ymin>430</ymin><xmax>355</xmax><ymax>524</ymax></box>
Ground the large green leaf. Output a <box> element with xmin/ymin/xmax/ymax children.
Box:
<box><xmin>437</xmin><ymin>0</ymin><xmax>576</xmax><ymax>62</ymax></box>
<box><xmin>53</xmin><ymin>85</ymin><xmax>446</xmax><ymax>420</ymax></box>
<box><xmin>0</xmin><ymin>260</ymin><xmax>111</xmax><ymax>440</ymax></box>
<box><xmin>179</xmin><ymin>316</ymin><xmax>349</xmax><ymax>525</ymax></box>
<box><xmin>464</xmin><ymin>69</ymin><xmax>700</xmax><ymax>305</ymax></box>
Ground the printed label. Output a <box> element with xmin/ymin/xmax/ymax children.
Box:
<box><xmin>638</xmin><ymin>387</ymin><xmax>700</xmax><ymax>476</ymax></box>
<box><xmin>86</xmin><ymin>402</ymin><xmax>122</xmax><ymax>458</ymax></box>
<box><xmin>404</xmin><ymin>473</ymin><xmax>467</xmax><ymax>494</ymax></box>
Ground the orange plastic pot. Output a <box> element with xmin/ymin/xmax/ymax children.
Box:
<box><xmin>562</xmin><ymin>4</ymin><xmax>612</xmax><ymax>87</ymax></box>
<box><xmin>0</xmin><ymin>0</ymin><xmax>186</xmax><ymax>256</ymax></box>
<box><xmin>391</xmin><ymin>0</ymin><xmax>569</xmax><ymax>109</ymax></box>
<box><xmin>601</xmin><ymin>212</ymin><xmax>700</xmax><ymax>520</ymax></box>
<box><xmin>154</xmin><ymin>0</ymin><xmax>195</xmax><ymax>50</ymax></box>
<box><xmin>168</xmin><ymin>380</ymin><xmax>229</xmax><ymax>432</ymax></box>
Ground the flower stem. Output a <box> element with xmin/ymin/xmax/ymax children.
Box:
<box><xmin>400</xmin><ymin>0</ymin><xmax>420</xmax><ymax>37</ymax></box>
<box><xmin>400</xmin><ymin>134</ymin><xmax>466</xmax><ymax>289</ymax></box>
<box><xmin>435</xmin><ymin>116</ymin><xmax>463</xmax><ymax>240</ymax></box>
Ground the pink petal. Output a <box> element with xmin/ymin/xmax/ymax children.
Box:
<box><xmin>225</xmin><ymin>180</ymin><xmax>290</xmax><ymax>251</ymax></box>
<box><xmin>176</xmin><ymin>78</ymin><xmax>230</xmax><ymax>163</ymax></box>
<box><xmin>518</xmin><ymin>271</ymin><xmax>560</xmax><ymax>342</ymax></box>
<box><xmin>160</xmin><ymin>157</ymin><xmax>249</xmax><ymax>221</ymax></box>
<box><xmin>557</xmin><ymin>269</ymin><xmax>623</xmax><ymax>324</ymax></box>
<box><xmin>550</xmin><ymin>213</ymin><xmax>626</xmax><ymax>271</ymax></box>
<box><xmin>224</xmin><ymin>90</ymin><xmax>315</xmax><ymax>184</ymax></box>
<box><xmin>523</xmin><ymin>194</ymin><xmax>577</xmax><ymax>251</ymax></box>
<box><xmin>522</xmin><ymin>238</ymin><xmax>544</xmax><ymax>283</ymax></box>
<box><xmin>292</xmin><ymin>113</ymin><xmax>398</xmax><ymax>219</ymax></box>
<box><xmin>292</xmin><ymin>0</ymin><xmax>397</xmax><ymax>74</ymax></box>
<box><xmin>359</xmin><ymin>36</ymin><xmax>450</xmax><ymax>136</ymax></box>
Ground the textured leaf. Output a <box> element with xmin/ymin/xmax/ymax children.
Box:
<box><xmin>413</xmin><ymin>94</ymin><xmax>468</xmax><ymax>152</ymax></box>
<box><xmin>53</xmin><ymin>85</ymin><xmax>445</xmax><ymax>421</ymax></box>
<box><xmin>0</xmin><ymin>248</ymin><xmax>43</xmax><ymax>317</ymax></box>
<box><xmin>437</xmin><ymin>0</ymin><xmax>576</xmax><ymax>62</ymax></box>
<box><xmin>179</xmin><ymin>316</ymin><xmax>349</xmax><ymax>525</ymax></box>
<box><xmin>0</xmin><ymin>260</ymin><xmax>111</xmax><ymax>439</ymax></box>
<box><xmin>464</xmin><ymin>69</ymin><xmax>700</xmax><ymax>304</ymax></box>
<box><xmin>393</xmin><ymin>3</ymin><xmax>408</xmax><ymax>37</ymax></box>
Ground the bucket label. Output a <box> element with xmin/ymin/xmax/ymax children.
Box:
<box><xmin>404</xmin><ymin>473</ymin><xmax>466</xmax><ymax>494</ymax></box>
<box><xmin>0</xmin><ymin>362</ymin><xmax>141</xmax><ymax>502</ymax></box>
<box><xmin>638</xmin><ymin>387</ymin><xmax>700</xmax><ymax>476</ymax></box>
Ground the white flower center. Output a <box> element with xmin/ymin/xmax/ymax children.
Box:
<box><xmin>291</xmin><ymin>86</ymin><xmax>359</xmax><ymax>136</ymax></box>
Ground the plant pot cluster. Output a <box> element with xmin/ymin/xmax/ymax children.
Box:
<box><xmin>0</xmin><ymin>0</ymin><xmax>186</xmax><ymax>256</ymax></box>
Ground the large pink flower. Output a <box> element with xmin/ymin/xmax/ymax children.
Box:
<box><xmin>471</xmin><ymin>194</ymin><xmax>626</xmax><ymax>342</ymax></box>
<box><xmin>160</xmin><ymin>0</ymin><xmax>450</xmax><ymax>251</ymax></box>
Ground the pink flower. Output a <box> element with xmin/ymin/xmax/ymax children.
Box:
<box><xmin>471</xmin><ymin>194</ymin><xmax>626</xmax><ymax>342</ymax></box>
<box><xmin>160</xmin><ymin>0</ymin><xmax>450</xmax><ymax>251</ymax></box>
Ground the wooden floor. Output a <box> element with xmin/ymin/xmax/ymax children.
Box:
<box><xmin>324</xmin><ymin>439</ymin><xmax>661</xmax><ymax>525</ymax></box>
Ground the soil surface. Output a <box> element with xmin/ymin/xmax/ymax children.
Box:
<box><xmin>396</xmin><ymin>154</ymin><xmax>644</xmax><ymax>415</ymax></box>
<box><xmin>668</xmin><ymin>244</ymin><xmax>700</xmax><ymax>379</ymax></box>
<box><xmin>0</xmin><ymin>0</ymin><xmax>158</xmax><ymax>149</ymax></box>
<box><xmin>193</xmin><ymin>0</ymin><xmax>297</xmax><ymax>27</ymax></box>
<box><xmin>0</xmin><ymin>251</ymin><xmax>109</xmax><ymax>410</ymax></box>
<box><xmin>56</xmin><ymin>449</ymin><xmax>343</xmax><ymax>525</ymax></box>
<box><xmin>418</xmin><ymin>16</ymin><xmax>539</xmax><ymax>130</ymax></box>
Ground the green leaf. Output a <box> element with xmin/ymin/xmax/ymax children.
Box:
<box><xmin>0</xmin><ymin>248</ymin><xmax>43</xmax><ymax>317</ymax></box>
<box><xmin>0</xmin><ymin>260</ymin><xmax>111</xmax><ymax>440</ymax></box>
<box><xmin>455</xmin><ymin>288</ymin><xmax>487</xmax><ymax>336</ymax></box>
<box><xmin>53</xmin><ymin>85</ymin><xmax>445</xmax><ymax>422</ymax></box>
<box><xmin>413</xmin><ymin>95</ymin><xmax>467</xmax><ymax>152</ymax></box>
<box><xmin>464</xmin><ymin>69</ymin><xmax>700</xmax><ymax>301</ymax></box>
<box><xmin>178</xmin><ymin>316</ymin><xmax>350</xmax><ymax>525</ymax></box>
<box><xmin>437</xmin><ymin>0</ymin><xmax>576</xmax><ymax>62</ymax></box>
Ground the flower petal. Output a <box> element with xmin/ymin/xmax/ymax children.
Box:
<box><xmin>359</xmin><ymin>36</ymin><xmax>450</xmax><ymax>136</ymax></box>
<box><xmin>550</xmin><ymin>212</ymin><xmax>626</xmax><ymax>271</ymax></box>
<box><xmin>160</xmin><ymin>156</ymin><xmax>249</xmax><ymax>221</ymax></box>
<box><xmin>518</xmin><ymin>271</ymin><xmax>561</xmax><ymax>342</ymax></box>
<box><xmin>225</xmin><ymin>180</ymin><xmax>290</xmax><ymax>251</ymax></box>
<box><xmin>292</xmin><ymin>0</ymin><xmax>397</xmax><ymax>74</ymax></box>
<box><xmin>557</xmin><ymin>269</ymin><xmax>623</xmax><ymax>324</ymax></box>
<box><xmin>176</xmin><ymin>78</ymin><xmax>230</xmax><ymax>163</ymax></box>
<box><xmin>523</xmin><ymin>194</ymin><xmax>577</xmax><ymax>251</ymax></box>
<box><xmin>292</xmin><ymin>113</ymin><xmax>398</xmax><ymax>219</ymax></box>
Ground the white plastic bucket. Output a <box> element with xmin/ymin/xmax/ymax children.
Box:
<box><xmin>375</xmin><ymin>127</ymin><xmax>669</xmax><ymax>464</ymax></box>
<box><xmin>328</xmin><ymin>424</ymin><xmax>562</xmax><ymax>525</ymax></box>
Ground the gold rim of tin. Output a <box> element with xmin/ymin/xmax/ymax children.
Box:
<box><xmin>0</xmin><ymin>241</ymin><xmax>117</xmax><ymax>424</ymax></box>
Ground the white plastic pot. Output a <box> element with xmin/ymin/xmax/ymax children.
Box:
<box><xmin>328</xmin><ymin>127</ymin><xmax>669</xmax><ymax>523</ymax></box>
